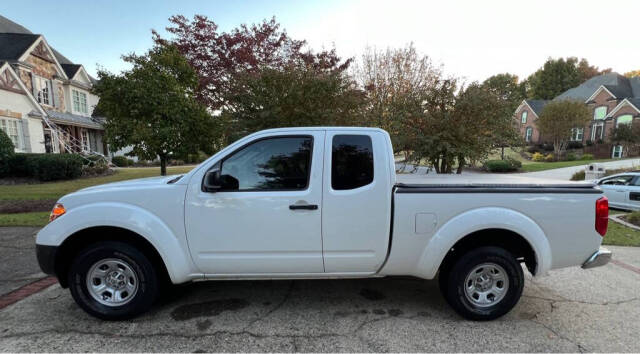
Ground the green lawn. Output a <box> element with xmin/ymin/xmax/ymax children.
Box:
<box><xmin>519</xmin><ymin>159</ymin><xmax>625</xmax><ymax>172</ymax></box>
<box><xmin>0</xmin><ymin>211</ymin><xmax>49</xmax><ymax>227</ymax></box>
<box><xmin>603</xmin><ymin>219</ymin><xmax>640</xmax><ymax>247</ymax></box>
<box><xmin>0</xmin><ymin>166</ymin><xmax>194</xmax><ymax>201</ymax></box>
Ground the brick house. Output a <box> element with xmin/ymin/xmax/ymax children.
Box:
<box><xmin>0</xmin><ymin>15</ymin><xmax>105</xmax><ymax>154</ymax></box>
<box><xmin>514</xmin><ymin>73</ymin><xmax>640</xmax><ymax>158</ymax></box>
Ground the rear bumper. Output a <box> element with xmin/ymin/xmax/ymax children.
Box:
<box><xmin>582</xmin><ymin>247</ymin><xmax>612</xmax><ymax>269</ymax></box>
<box><xmin>36</xmin><ymin>244</ymin><xmax>58</xmax><ymax>275</ymax></box>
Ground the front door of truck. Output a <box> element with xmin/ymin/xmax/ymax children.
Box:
<box><xmin>185</xmin><ymin>132</ymin><xmax>325</xmax><ymax>274</ymax></box>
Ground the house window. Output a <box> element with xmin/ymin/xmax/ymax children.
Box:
<box><xmin>591</xmin><ymin>121</ymin><xmax>604</xmax><ymax>141</ymax></box>
<box><xmin>72</xmin><ymin>90</ymin><xmax>88</xmax><ymax>114</ymax></box>
<box><xmin>521</xmin><ymin>111</ymin><xmax>527</xmax><ymax>124</ymax></box>
<box><xmin>571</xmin><ymin>127</ymin><xmax>584</xmax><ymax>142</ymax></box>
<box><xmin>81</xmin><ymin>129</ymin><xmax>90</xmax><ymax>152</ymax></box>
<box><xmin>0</xmin><ymin>118</ymin><xmax>22</xmax><ymax>149</ymax></box>
<box><xmin>612</xmin><ymin>145</ymin><xmax>623</xmax><ymax>158</ymax></box>
<box><xmin>594</xmin><ymin>106</ymin><xmax>607</xmax><ymax>120</ymax></box>
<box><xmin>34</xmin><ymin>75</ymin><xmax>51</xmax><ymax>105</ymax></box>
<box><xmin>525</xmin><ymin>127</ymin><xmax>533</xmax><ymax>142</ymax></box>
<box><xmin>616</xmin><ymin>114</ymin><xmax>633</xmax><ymax>127</ymax></box>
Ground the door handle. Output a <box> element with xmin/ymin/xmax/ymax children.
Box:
<box><xmin>289</xmin><ymin>204</ymin><xmax>318</xmax><ymax>210</ymax></box>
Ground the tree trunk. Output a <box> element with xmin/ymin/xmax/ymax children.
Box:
<box><xmin>456</xmin><ymin>155</ymin><xmax>465</xmax><ymax>174</ymax></box>
<box><xmin>501</xmin><ymin>147</ymin><xmax>505</xmax><ymax>160</ymax></box>
<box><xmin>160</xmin><ymin>155</ymin><xmax>167</xmax><ymax>176</ymax></box>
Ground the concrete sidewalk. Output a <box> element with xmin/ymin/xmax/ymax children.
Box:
<box><xmin>519</xmin><ymin>158</ymin><xmax>640</xmax><ymax>180</ymax></box>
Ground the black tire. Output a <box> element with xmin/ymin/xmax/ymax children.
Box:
<box><xmin>439</xmin><ymin>246</ymin><xmax>524</xmax><ymax>321</ymax></box>
<box><xmin>68</xmin><ymin>241</ymin><xmax>158</xmax><ymax>320</ymax></box>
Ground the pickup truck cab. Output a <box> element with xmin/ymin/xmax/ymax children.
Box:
<box><xmin>36</xmin><ymin>127</ymin><xmax>611</xmax><ymax>321</ymax></box>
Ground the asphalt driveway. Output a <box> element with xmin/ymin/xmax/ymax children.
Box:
<box><xmin>1</xmin><ymin>227</ymin><xmax>639</xmax><ymax>352</ymax></box>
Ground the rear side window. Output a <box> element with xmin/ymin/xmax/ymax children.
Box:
<box><xmin>331</xmin><ymin>135</ymin><xmax>374</xmax><ymax>190</ymax></box>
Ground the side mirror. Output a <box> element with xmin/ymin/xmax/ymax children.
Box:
<box><xmin>203</xmin><ymin>170</ymin><xmax>222</xmax><ymax>192</ymax></box>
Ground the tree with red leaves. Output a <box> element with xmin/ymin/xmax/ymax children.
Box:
<box><xmin>154</xmin><ymin>15</ymin><xmax>351</xmax><ymax>112</ymax></box>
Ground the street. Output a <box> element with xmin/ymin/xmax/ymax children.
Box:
<box><xmin>0</xmin><ymin>227</ymin><xmax>639</xmax><ymax>352</ymax></box>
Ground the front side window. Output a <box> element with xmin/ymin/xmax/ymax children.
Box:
<box><xmin>594</xmin><ymin>106</ymin><xmax>607</xmax><ymax>120</ymax></box>
<box><xmin>525</xmin><ymin>127</ymin><xmax>533</xmax><ymax>142</ymax></box>
<box><xmin>34</xmin><ymin>75</ymin><xmax>51</xmax><ymax>105</ymax></box>
<box><xmin>571</xmin><ymin>127</ymin><xmax>584</xmax><ymax>142</ymax></box>
<box><xmin>332</xmin><ymin>134</ymin><xmax>374</xmax><ymax>190</ymax></box>
<box><xmin>73</xmin><ymin>90</ymin><xmax>88</xmax><ymax>114</ymax></box>
<box><xmin>521</xmin><ymin>111</ymin><xmax>527</xmax><ymax>124</ymax></box>
<box><xmin>219</xmin><ymin>136</ymin><xmax>312</xmax><ymax>191</ymax></box>
<box><xmin>0</xmin><ymin>118</ymin><xmax>21</xmax><ymax>149</ymax></box>
<box><xmin>616</xmin><ymin>114</ymin><xmax>633</xmax><ymax>127</ymax></box>
<box><xmin>600</xmin><ymin>174</ymin><xmax>632</xmax><ymax>185</ymax></box>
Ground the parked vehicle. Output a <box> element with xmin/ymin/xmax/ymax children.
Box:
<box><xmin>596</xmin><ymin>172</ymin><xmax>640</xmax><ymax>210</ymax></box>
<box><xmin>36</xmin><ymin>127</ymin><xmax>611</xmax><ymax>321</ymax></box>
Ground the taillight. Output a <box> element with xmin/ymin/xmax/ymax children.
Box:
<box><xmin>595</xmin><ymin>197</ymin><xmax>608</xmax><ymax>237</ymax></box>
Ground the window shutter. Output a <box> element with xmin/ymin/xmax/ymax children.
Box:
<box><xmin>52</xmin><ymin>80</ymin><xmax>60</xmax><ymax>108</ymax></box>
<box><xmin>20</xmin><ymin>119</ymin><xmax>31</xmax><ymax>152</ymax></box>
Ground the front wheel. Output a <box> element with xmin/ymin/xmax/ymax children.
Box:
<box><xmin>440</xmin><ymin>246</ymin><xmax>524</xmax><ymax>321</ymax></box>
<box><xmin>68</xmin><ymin>241</ymin><xmax>158</xmax><ymax>320</ymax></box>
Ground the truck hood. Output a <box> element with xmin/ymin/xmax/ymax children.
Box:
<box><xmin>75</xmin><ymin>175</ymin><xmax>181</xmax><ymax>194</ymax></box>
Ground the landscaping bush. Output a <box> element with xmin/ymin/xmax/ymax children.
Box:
<box><xmin>483</xmin><ymin>159</ymin><xmax>520</xmax><ymax>172</ymax></box>
<box><xmin>111</xmin><ymin>155</ymin><xmax>134</xmax><ymax>167</ymax></box>
<box><xmin>3</xmin><ymin>153</ymin><xmax>83</xmax><ymax>181</ymax></box>
<box><xmin>566</xmin><ymin>153</ymin><xmax>577</xmax><ymax>161</ymax></box>
<box><xmin>626</xmin><ymin>211</ymin><xmax>640</xmax><ymax>226</ymax></box>
<box><xmin>526</xmin><ymin>145</ymin><xmax>541</xmax><ymax>154</ymax></box>
<box><xmin>567</xmin><ymin>141</ymin><xmax>583</xmax><ymax>149</ymax></box>
<box><xmin>532</xmin><ymin>152</ymin><xmax>545</xmax><ymax>162</ymax></box>
<box><xmin>581</xmin><ymin>153</ymin><xmax>594</xmax><ymax>160</ymax></box>
<box><xmin>570</xmin><ymin>170</ymin><xmax>585</xmax><ymax>181</ymax></box>
<box><xmin>544</xmin><ymin>153</ymin><xmax>554</xmax><ymax>162</ymax></box>
<box><xmin>0</xmin><ymin>130</ymin><xmax>15</xmax><ymax>177</ymax></box>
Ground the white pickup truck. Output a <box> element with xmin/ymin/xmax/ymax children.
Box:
<box><xmin>36</xmin><ymin>127</ymin><xmax>611</xmax><ymax>321</ymax></box>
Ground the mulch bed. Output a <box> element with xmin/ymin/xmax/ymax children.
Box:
<box><xmin>0</xmin><ymin>199</ymin><xmax>57</xmax><ymax>213</ymax></box>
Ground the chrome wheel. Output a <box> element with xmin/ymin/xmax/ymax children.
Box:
<box><xmin>86</xmin><ymin>258</ymin><xmax>138</xmax><ymax>307</ymax></box>
<box><xmin>463</xmin><ymin>263</ymin><xmax>509</xmax><ymax>307</ymax></box>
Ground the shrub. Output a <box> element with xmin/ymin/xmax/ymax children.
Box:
<box><xmin>3</xmin><ymin>153</ymin><xmax>83</xmax><ymax>181</ymax></box>
<box><xmin>545</xmin><ymin>153</ymin><xmax>554</xmax><ymax>162</ymax></box>
<box><xmin>570</xmin><ymin>170</ymin><xmax>585</xmax><ymax>181</ymax></box>
<box><xmin>526</xmin><ymin>145</ymin><xmax>541</xmax><ymax>154</ymax></box>
<box><xmin>566</xmin><ymin>153</ymin><xmax>577</xmax><ymax>161</ymax></box>
<box><xmin>567</xmin><ymin>141</ymin><xmax>583</xmax><ymax>149</ymax></box>
<box><xmin>532</xmin><ymin>152</ymin><xmax>545</xmax><ymax>162</ymax></box>
<box><xmin>581</xmin><ymin>153</ymin><xmax>594</xmax><ymax>160</ymax></box>
<box><xmin>626</xmin><ymin>211</ymin><xmax>640</xmax><ymax>226</ymax></box>
<box><xmin>111</xmin><ymin>155</ymin><xmax>134</xmax><ymax>167</ymax></box>
<box><xmin>483</xmin><ymin>159</ymin><xmax>520</xmax><ymax>172</ymax></box>
<box><xmin>0</xmin><ymin>130</ymin><xmax>15</xmax><ymax>177</ymax></box>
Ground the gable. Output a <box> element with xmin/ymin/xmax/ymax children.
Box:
<box><xmin>0</xmin><ymin>63</ymin><xmax>45</xmax><ymax>115</ymax></box>
<box><xmin>19</xmin><ymin>37</ymin><xmax>67</xmax><ymax>79</ymax></box>
<box><xmin>71</xmin><ymin>66</ymin><xmax>92</xmax><ymax>85</ymax></box>
<box><xmin>608</xmin><ymin>99</ymin><xmax>640</xmax><ymax>118</ymax></box>
<box><xmin>0</xmin><ymin>64</ymin><xmax>24</xmax><ymax>94</ymax></box>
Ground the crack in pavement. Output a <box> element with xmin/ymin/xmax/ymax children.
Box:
<box><xmin>242</xmin><ymin>280</ymin><xmax>295</xmax><ymax>331</ymax></box>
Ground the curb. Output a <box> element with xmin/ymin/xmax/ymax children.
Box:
<box><xmin>609</xmin><ymin>214</ymin><xmax>640</xmax><ymax>231</ymax></box>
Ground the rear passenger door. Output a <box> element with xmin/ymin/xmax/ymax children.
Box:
<box><xmin>321</xmin><ymin>131</ymin><xmax>393</xmax><ymax>273</ymax></box>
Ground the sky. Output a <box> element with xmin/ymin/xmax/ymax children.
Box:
<box><xmin>2</xmin><ymin>0</ymin><xmax>638</xmax><ymax>82</ymax></box>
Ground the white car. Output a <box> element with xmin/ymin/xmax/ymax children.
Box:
<box><xmin>36</xmin><ymin>127</ymin><xmax>611</xmax><ymax>321</ymax></box>
<box><xmin>596</xmin><ymin>172</ymin><xmax>640</xmax><ymax>210</ymax></box>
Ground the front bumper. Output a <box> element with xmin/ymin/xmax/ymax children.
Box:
<box><xmin>582</xmin><ymin>247</ymin><xmax>612</xmax><ymax>269</ymax></box>
<box><xmin>36</xmin><ymin>244</ymin><xmax>58</xmax><ymax>275</ymax></box>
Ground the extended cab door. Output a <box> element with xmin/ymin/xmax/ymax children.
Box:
<box><xmin>184</xmin><ymin>132</ymin><xmax>325</xmax><ymax>274</ymax></box>
<box><xmin>321</xmin><ymin>131</ymin><xmax>393</xmax><ymax>273</ymax></box>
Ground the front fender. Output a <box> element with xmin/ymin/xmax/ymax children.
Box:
<box><xmin>36</xmin><ymin>202</ymin><xmax>199</xmax><ymax>284</ymax></box>
<box><xmin>415</xmin><ymin>207</ymin><xmax>552</xmax><ymax>279</ymax></box>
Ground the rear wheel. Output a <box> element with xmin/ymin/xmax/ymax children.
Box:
<box><xmin>439</xmin><ymin>246</ymin><xmax>524</xmax><ymax>321</ymax></box>
<box><xmin>68</xmin><ymin>241</ymin><xmax>158</xmax><ymax>320</ymax></box>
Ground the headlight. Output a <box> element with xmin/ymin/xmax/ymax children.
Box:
<box><xmin>49</xmin><ymin>203</ymin><xmax>66</xmax><ymax>222</ymax></box>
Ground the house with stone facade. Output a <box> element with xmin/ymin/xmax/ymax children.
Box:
<box><xmin>514</xmin><ymin>73</ymin><xmax>640</xmax><ymax>158</ymax></box>
<box><xmin>0</xmin><ymin>15</ymin><xmax>105</xmax><ymax>155</ymax></box>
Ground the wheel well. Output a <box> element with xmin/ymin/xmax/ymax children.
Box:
<box><xmin>53</xmin><ymin>226</ymin><xmax>171</xmax><ymax>288</ymax></box>
<box><xmin>439</xmin><ymin>228</ymin><xmax>537</xmax><ymax>276</ymax></box>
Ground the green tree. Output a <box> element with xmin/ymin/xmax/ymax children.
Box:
<box><xmin>223</xmin><ymin>64</ymin><xmax>366</xmax><ymax>140</ymax></box>
<box><xmin>0</xmin><ymin>129</ymin><xmax>15</xmax><ymax>177</ymax></box>
<box><xmin>537</xmin><ymin>100</ymin><xmax>591</xmax><ymax>158</ymax></box>
<box><xmin>93</xmin><ymin>44</ymin><xmax>217</xmax><ymax>176</ymax></box>
<box><xmin>609</xmin><ymin>123</ymin><xmax>640</xmax><ymax>157</ymax></box>
<box><xmin>527</xmin><ymin>58</ymin><xmax>610</xmax><ymax>99</ymax></box>
<box><xmin>625</xmin><ymin>70</ymin><xmax>640</xmax><ymax>78</ymax></box>
<box><xmin>482</xmin><ymin>73</ymin><xmax>526</xmax><ymax>159</ymax></box>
